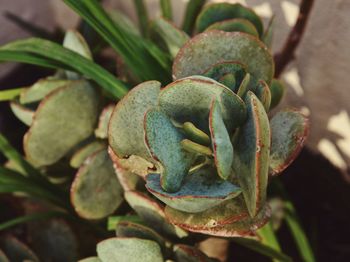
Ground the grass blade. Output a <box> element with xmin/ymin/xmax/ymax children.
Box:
<box><xmin>257</xmin><ymin>222</ymin><xmax>282</xmax><ymax>262</ymax></box>
<box><xmin>0</xmin><ymin>88</ymin><xmax>24</xmax><ymax>101</ymax></box>
<box><xmin>133</xmin><ymin>0</ymin><xmax>150</xmax><ymax>36</ymax></box>
<box><xmin>232</xmin><ymin>238</ymin><xmax>292</xmax><ymax>262</ymax></box>
<box><xmin>182</xmin><ymin>0</ymin><xmax>207</xmax><ymax>34</ymax></box>
<box><xmin>160</xmin><ymin>0</ymin><xmax>173</xmax><ymax>21</ymax></box>
<box><xmin>0</xmin><ymin>211</ymin><xmax>67</xmax><ymax>231</ymax></box>
<box><xmin>0</xmin><ymin>38</ymin><xmax>129</xmax><ymax>99</ymax></box>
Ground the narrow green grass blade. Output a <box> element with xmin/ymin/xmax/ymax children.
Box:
<box><xmin>0</xmin><ymin>88</ymin><xmax>24</xmax><ymax>101</ymax></box>
<box><xmin>0</xmin><ymin>211</ymin><xmax>67</xmax><ymax>231</ymax></box>
<box><xmin>133</xmin><ymin>0</ymin><xmax>150</xmax><ymax>36</ymax></box>
<box><xmin>107</xmin><ymin>215</ymin><xmax>144</xmax><ymax>231</ymax></box>
<box><xmin>285</xmin><ymin>202</ymin><xmax>316</xmax><ymax>262</ymax></box>
<box><xmin>0</xmin><ymin>38</ymin><xmax>129</xmax><ymax>99</ymax></box>
<box><xmin>160</xmin><ymin>0</ymin><xmax>173</xmax><ymax>20</ymax></box>
<box><xmin>233</xmin><ymin>238</ymin><xmax>292</xmax><ymax>262</ymax></box>
<box><xmin>182</xmin><ymin>0</ymin><xmax>207</xmax><ymax>34</ymax></box>
<box><xmin>257</xmin><ymin>222</ymin><xmax>282</xmax><ymax>262</ymax></box>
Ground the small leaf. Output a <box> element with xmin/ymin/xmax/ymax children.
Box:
<box><xmin>108</xmin><ymin>81</ymin><xmax>161</xmax><ymax>161</ymax></box>
<box><xmin>0</xmin><ymin>88</ymin><xmax>23</xmax><ymax>102</ymax></box>
<box><xmin>63</xmin><ymin>29</ymin><xmax>92</xmax><ymax>60</ymax></box>
<box><xmin>262</xmin><ymin>15</ymin><xmax>275</xmax><ymax>48</ymax></box>
<box><xmin>108</xmin><ymin>215</ymin><xmax>144</xmax><ymax>231</ymax></box>
<box><xmin>253</xmin><ymin>80</ymin><xmax>271</xmax><ymax>112</ymax></box>
<box><xmin>144</xmin><ymin>109</ymin><xmax>194</xmax><ymax>192</ymax></box>
<box><xmin>10</xmin><ymin>101</ymin><xmax>34</xmax><ymax>126</ymax></box>
<box><xmin>181</xmin><ymin>139</ymin><xmax>212</xmax><ymax>156</ymax></box>
<box><xmin>269</xmin><ymin>109</ymin><xmax>309</xmax><ymax>175</ymax></box>
<box><xmin>97</xmin><ymin>237</ymin><xmax>163</xmax><ymax>262</ymax></box>
<box><xmin>232</xmin><ymin>91</ymin><xmax>270</xmax><ymax>217</ymax></box>
<box><xmin>19</xmin><ymin>79</ymin><xmax>72</xmax><ymax>104</ymax></box>
<box><xmin>70</xmin><ymin>140</ymin><xmax>107</xmax><ymax>168</ymax></box>
<box><xmin>24</xmin><ymin>80</ymin><xmax>100</xmax><ymax>166</ymax></box>
<box><xmin>0</xmin><ymin>235</ymin><xmax>39</xmax><ymax>262</ymax></box>
<box><xmin>183</xmin><ymin>122</ymin><xmax>210</xmax><ymax>145</ymax></box>
<box><xmin>160</xmin><ymin>0</ymin><xmax>173</xmax><ymax>20</ymax></box>
<box><xmin>71</xmin><ymin>149</ymin><xmax>123</xmax><ymax>220</ymax></box>
<box><xmin>206</xmin><ymin>18</ymin><xmax>259</xmax><ymax>37</ymax></box>
<box><xmin>209</xmin><ymin>99</ymin><xmax>233</xmax><ymax>180</ymax></box>
<box><xmin>174</xmin><ymin>244</ymin><xmax>217</xmax><ymax>262</ymax></box>
<box><xmin>146</xmin><ymin>169</ymin><xmax>241</xmax><ymax>213</ymax></box>
<box><xmin>150</xmin><ymin>17</ymin><xmax>189</xmax><ymax>58</ymax></box>
<box><xmin>236</xmin><ymin>73</ymin><xmax>250</xmax><ymax>97</ymax></box>
<box><xmin>173</xmin><ymin>31</ymin><xmax>273</xmax><ymax>84</ymax></box>
<box><xmin>195</xmin><ymin>3</ymin><xmax>264</xmax><ymax>36</ymax></box>
<box><xmin>269</xmin><ymin>78</ymin><xmax>285</xmax><ymax>109</ymax></box>
<box><xmin>158</xmin><ymin>76</ymin><xmax>246</xmax><ymax>134</ymax></box>
<box><xmin>95</xmin><ymin>104</ymin><xmax>115</xmax><ymax>139</ymax></box>
<box><xmin>124</xmin><ymin>191</ymin><xmax>188</xmax><ymax>238</ymax></box>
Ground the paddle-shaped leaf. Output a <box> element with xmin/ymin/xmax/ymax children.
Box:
<box><xmin>158</xmin><ymin>76</ymin><xmax>246</xmax><ymax>134</ymax></box>
<box><xmin>232</xmin><ymin>91</ymin><xmax>270</xmax><ymax>217</ymax></box>
<box><xmin>206</xmin><ymin>18</ymin><xmax>259</xmax><ymax>37</ymax></box>
<box><xmin>146</xmin><ymin>168</ymin><xmax>241</xmax><ymax>213</ymax></box>
<box><xmin>109</xmin><ymin>81</ymin><xmax>161</xmax><ymax>161</ymax></box>
<box><xmin>253</xmin><ymin>80</ymin><xmax>271</xmax><ymax>112</ymax></box>
<box><xmin>269</xmin><ymin>78</ymin><xmax>285</xmax><ymax>109</ymax></box>
<box><xmin>97</xmin><ymin>237</ymin><xmax>163</xmax><ymax>262</ymax></box>
<box><xmin>10</xmin><ymin>101</ymin><xmax>34</xmax><ymax>126</ymax></box>
<box><xmin>173</xmin><ymin>31</ymin><xmax>274</xmax><ymax>84</ymax></box>
<box><xmin>70</xmin><ymin>141</ymin><xmax>106</xmax><ymax>168</ymax></box>
<box><xmin>95</xmin><ymin>104</ymin><xmax>114</xmax><ymax>139</ymax></box>
<box><xmin>195</xmin><ymin>3</ymin><xmax>263</xmax><ymax>36</ymax></box>
<box><xmin>209</xmin><ymin>99</ymin><xmax>233</xmax><ymax>180</ymax></box>
<box><xmin>24</xmin><ymin>80</ymin><xmax>100</xmax><ymax>166</ymax></box>
<box><xmin>71</xmin><ymin>149</ymin><xmax>123</xmax><ymax>219</ymax></box>
<box><xmin>124</xmin><ymin>191</ymin><xmax>188</xmax><ymax>238</ymax></box>
<box><xmin>144</xmin><ymin>109</ymin><xmax>194</xmax><ymax>192</ymax></box>
<box><xmin>269</xmin><ymin>109</ymin><xmax>309</xmax><ymax>175</ymax></box>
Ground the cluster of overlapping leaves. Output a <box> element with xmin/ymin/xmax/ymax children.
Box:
<box><xmin>0</xmin><ymin>1</ymin><xmax>308</xmax><ymax>261</ymax></box>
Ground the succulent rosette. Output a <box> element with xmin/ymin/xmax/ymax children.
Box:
<box><xmin>108</xmin><ymin>5</ymin><xmax>309</xmax><ymax>237</ymax></box>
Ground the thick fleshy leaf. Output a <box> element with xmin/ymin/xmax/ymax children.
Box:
<box><xmin>269</xmin><ymin>109</ymin><xmax>309</xmax><ymax>175</ymax></box>
<box><xmin>97</xmin><ymin>237</ymin><xmax>163</xmax><ymax>262</ymax></box>
<box><xmin>232</xmin><ymin>92</ymin><xmax>270</xmax><ymax>217</ymax></box>
<box><xmin>173</xmin><ymin>244</ymin><xmax>217</xmax><ymax>262</ymax></box>
<box><xmin>95</xmin><ymin>104</ymin><xmax>114</xmax><ymax>139</ymax></box>
<box><xmin>108</xmin><ymin>81</ymin><xmax>161</xmax><ymax>161</ymax></box>
<box><xmin>209</xmin><ymin>99</ymin><xmax>233</xmax><ymax>180</ymax></box>
<box><xmin>236</xmin><ymin>73</ymin><xmax>250</xmax><ymax>98</ymax></box>
<box><xmin>253</xmin><ymin>80</ymin><xmax>271</xmax><ymax>112</ymax></box>
<box><xmin>195</xmin><ymin>3</ymin><xmax>263</xmax><ymax>36</ymax></box>
<box><xmin>181</xmin><ymin>139</ymin><xmax>212</xmax><ymax>156</ymax></box>
<box><xmin>0</xmin><ymin>249</ymin><xmax>9</xmax><ymax>262</ymax></box>
<box><xmin>79</xmin><ymin>257</ymin><xmax>101</xmax><ymax>262</ymax></box>
<box><xmin>0</xmin><ymin>235</ymin><xmax>39</xmax><ymax>262</ymax></box>
<box><xmin>146</xmin><ymin>169</ymin><xmax>241</xmax><ymax>213</ymax></box>
<box><xmin>183</xmin><ymin>122</ymin><xmax>210</xmax><ymax>145</ymax></box>
<box><xmin>159</xmin><ymin>76</ymin><xmax>246</xmax><ymax>134</ymax></box>
<box><xmin>124</xmin><ymin>191</ymin><xmax>188</xmax><ymax>238</ymax></box>
<box><xmin>262</xmin><ymin>15</ymin><xmax>274</xmax><ymax>48</ymax></box>
<box><xmin>71</xmin><ymin>149</ymin><xmax>123</xmax><ymax>219</ymax></box>
<box><xmin>173</xmin><ymin>31</ymin><xmax>274</xmax><ymax>84</ymax></box>
<box><xmin>144</xmin><ymin>109</ymin><xmax>194</xmax><ymax>192</ymax></box>
<box><xmin>269</xmin><ymin>79</ymin><xmax>285</xmax><ymax>109</ymax></box>
<box><xmin>206</xmin><ymin>18</ymin><xmax>259</xmax><ymax>37</ymax></box>
<box><xmin>70</xmin><ymin>141</ymin><xmax>106</xmax><ymax>168</ymax></box>
<box><xmin>10</xmin><ymin>101</ymin><xmax>34</xmax><ymax>126</ymax></box>
<box><xmin>24</xmin><ymin>80</ymin><xmax>100</xmax><ymax>166</ymax></box>
<box><xmin>165</xmin><ymin>197</ymin><xmax>270</xmax><ymax>237</ymax></box>
<box><xmin>203</xmin><ymin>61</ymin><xmax>247</xmax><ymax>93</ymax></box>
<box><xmin>19</xmin><ymin>79</ymin><xmax>72</xmax><ymax>104</ymax></box>
<box><xmin>150</xmin><ymin>17</ymin><xmax>189</xmax><ymax>58</ymax></box>
<box><xmin>116</xmin><ymin>222</ymin><xmax>166</xmax><ymax>251</ymax></box>
<box><xmin>27</xmin><ymin>219</ymin><xmax>78</xmax><ymax>262</ymax></box>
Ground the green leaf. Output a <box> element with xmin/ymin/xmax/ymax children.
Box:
<box><xmin>182</xmin><ymin>0</ymin><xmax>207</xmax><ymax>34</ymax></box>
<box><xmin>180</xmin><ymin>139</ymin><xmax>212</xmax><ymax>156</ymax></box>
<box><xmin>133</xmin><ymin>0</ymin><xmax>149</xmax><ymax>37</ymax></box>
<box><xmin>160</xmin><ymin>0</ymin><xmax>173</xmax><ymax>20</ymax></box>
<box><xmin>205</xmin><ymin>18</ymin><xmax>259</xmax><ymax>37</ymax></box>
<box><xmin>24</xmin><ymin>80</ymin><xmax>100</xmax><ymax>166</ymax></box>
<box><xmin>108</xmin><ymin>10</ymin><xmax>140</xmax><ymax>36</ymax></box>
<box><xmin>124</xmin><ymin>190</ymin><xmax>188</xmax><ymax>238</ymax></box>
<box><xmin>183</xmin><ymin>122</ymin><xmax>210</xmax><ymax>145</ymax></box>
<box><xmin>232</xmin><ymin>238</ymin><xmax>292</xmax><ymax>262</ymax></box>
<box><xmin>233</xmin><ymin>91</ymin><xmax>270</xmax><ymax>217</ymax></box>
<box><xmin>108</xmin><ymin>215</ymin><xmax>144</xmax><ymax>231</ymax></box>
<box><xmin>0</xmin><ymin>88</ymin><xmax>23</xmax><ymax>101</ymax></box>
<box><xmin>146</xmin><ymin>168</ymin><xmax>241</xmax><ymax>213</ymax></box>
<box><xmin>174</xmin><ymin>244</ymin><xmax>216</xmax><ymax>262</ymax></box>
<box><xmin>19</xmin><ymin>79</ymin><xmax>72</xmax><ymax>104</ymax></box>
<box><xmin>0</xmin><ymin>236</ymin><xmax>39</xmax><ymax>262</ymax></box>
<box><xmin>95</xmin><ymin>104</ymin><xmax>115</xmax><ymax>139</ymax></box>
<box><xmin>269</xmin><ymin>109</ymin><xmax>309</xmax><ymax>175</ymax></box>
<box><xmin>108</xmin><ymin>81</ymin><xmax>161</xmax><ymax>162</ymax></box>
<box><xmin>262</xmin><ymin>15</ymin><xmax>275</xmax><ymax>48</ymax></box>
<box><xmin>144</xmin><ymin>109</ymin><xmax>194</xmax><ymax>192</ymax></box>
<box><xmin>257</xmin><ymin>222</ymin><xmax>282</xmax><ymax>262</ymax></box>
<box><xmin>236</xmin><ymin>73</ymin><xmax>250</xmax><ymax>98</ymax></box>
<box><xmin>253</xmin><ymin>80</ymin><xmax>271</xmax><ymax>112</ymax></box>
<box><xmin>97</xmin><ymin>237</ymin><xmax>163</xmax><ymax>262</ymax></box>
<box><xmin>270</xmin><ymin>78</ymin><xmax>285</xmax><ymax>109</ymax></box>
<box><xmin>79</xmin><ymin>257</ymin><xmax>101</xmax><ymax>262</ymax></box>
<box><xmin>158</xmin><ymin>76</ymin><xmax>246</xmax><ymax>134</ymax></box>
<box><xmin>209</xmin><ymin>99</ymin><xmax>233</xmax><ymax>180</ymax></box>
<box><xmin>173</xmin><ymin>31</ymin><xmax>274</xmax><ymax>84</ymax></box>
<box><xmin>195</xmin><ymin>3</ymin><xmax>263</xmax><ymax>36</ymax></box>
<box><xmin>0</xmin><ymin>211</ymin><xmax>66</xmax><ymax>231</ymax></box>
<box><xmin>0</xmin><ymin>38</ymin><xmax>128</xmax><ymax>99</ymax></box>
<box><xmin>63</xmin><ymin>29</ymin><xmax>92</xmax><ymax>60</ymax></box>
<box><xmin>71</xmin><ymin>149</ymin><xmax>123</xmax><ymax>220</ymax></box>
<box><xmin>150</xmin><ymin>17</ymin><xmax>189</xmax><ymax>58</ymax></box>
<box><xmin>70</xmin><ymin>140</ymin><xmax>107</xmax><ymax>169</ymax></box>
<box><xmin>10</xmin><ymin>101</ymin><xmax>34</xmax><ymax>126</ymax></box>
